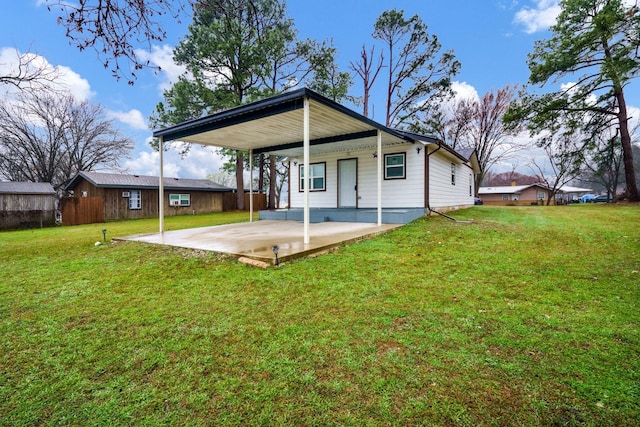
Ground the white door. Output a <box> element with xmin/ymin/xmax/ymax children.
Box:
<box><xmin>338</xmin><ymin>159</ymin><xmax>357</xmax><ymax>208</ymax></box>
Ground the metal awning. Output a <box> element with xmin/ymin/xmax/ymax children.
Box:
<box><xmin>152</xmin><ymin>88</ymin><xmax>421</xmax><ymax>244</ymax></box>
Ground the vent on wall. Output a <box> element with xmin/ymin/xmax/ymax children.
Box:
<box><xmin>122</xmin><ymin>191</ymin><xmax>130</xmax><ymax>198</ymax></box>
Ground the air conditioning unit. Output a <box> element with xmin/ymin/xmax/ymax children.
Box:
<box><xmin>122</xmin><ymin>191</ymin><xmax>130</xmax><ymax>198</ymax></box>
<box><xmin>170</xmin><ymin>199</ymin><xmax>180</xmax><ymax>206</ymax></box>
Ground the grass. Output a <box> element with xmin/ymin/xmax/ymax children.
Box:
<box><xmin>1</xmin><ymin>206</ymin><xmax>638</xmax><ymax>426</ymax></box>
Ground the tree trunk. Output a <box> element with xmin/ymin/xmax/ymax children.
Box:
<box><xmin>268</xmin><ymin>155</ymin><xmax>276</xmax><ymax>209</ymax></box>
<box><xmin>616</xmin><ymin>91</ymin><xmax>639</xmax><ymax>201</ymax></box>
<box><xmin>235</xmin><ymin>151</ymin><xmax>244</xmax><ymax>210</ymax></box>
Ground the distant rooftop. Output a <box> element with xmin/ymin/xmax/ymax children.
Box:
<box><xmin>65</xmin><ymin>171</ymin><xmax>233</xmax><ymax>192</ymax></box>
<box><xmin>0</xmin><ymin>182</ymin><xmax>56</xmax><ymax>195</ymax></box>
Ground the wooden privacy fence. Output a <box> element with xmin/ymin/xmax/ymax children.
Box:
<box><xmin>222</xmin><ymin>192</ymin><xmax>268</xmax><ymax>211</ymax></box>
<box><xmin>62</xmin><ymin>197</ymin><xmax>104</xmax><ymax>226</ymax></box>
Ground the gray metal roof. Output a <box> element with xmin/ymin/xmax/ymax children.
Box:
<box><xmin>65</xmin><ymin>171</ymin><xmax>233</xmax><ymax>192</ymax></box>
<box><xmin>152</xmin><ymin>88</ymin><xmax>418</xmax><ymax>158</ymax></box>
<box><xmin>0</xmin><ymin>181</ymin><xmax>56</xmax><ymax>195</ymax></box>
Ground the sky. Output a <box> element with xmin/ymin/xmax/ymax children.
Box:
<box><xmin>1</xmin><ymin>0</ymin><xmax>638</xmax><ymax>179</ymax></box>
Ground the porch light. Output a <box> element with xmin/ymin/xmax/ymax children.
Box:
<box><xmin>272</xmin><ymin>245</ymin><xmax>279</xmax><ymax>266</ymax></box>
<box><xmin>372</xmin><ymin>152</ymin><xmax>377</xmax><ymax>158</ymax></box>
<box><xmin>416</xmin><ymin>146</ymin><xmax>422</xmax><ymax>154</ymax></box>
<box><xmin>102</xmin><ymin>228</ymin><xmax>107</xmax><ymax>242</ymax></box>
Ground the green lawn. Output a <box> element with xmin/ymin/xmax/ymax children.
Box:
<box><xmin>1</xmin><ymin>206</ymin><xmax>638</xmax><ymax>426</ymax></box>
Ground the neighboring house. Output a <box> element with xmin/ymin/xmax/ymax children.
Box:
<box><xmin>479</xmin><ymin>184</ymin><xmax>552</xmax><ymax>205</ymax></box>
<box><xmin>0</xmin><ymin>182</ymin><xmax>57</xmax><ymax>230</ymax></box>
<box><xmin>62</xmin><ymin>171</ymin><xmax>233</xmax><ymax>225</ymax></box>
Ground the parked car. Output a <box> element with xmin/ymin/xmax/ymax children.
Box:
<box><xmin>474</xmin><ymin>197</ymin><xmax>483</xmax><ymax>205</ymax></box>
<box><xmin>590</xmin><ymin>195</ymin><xmax>612</xmax><ymax>203</ymax></box>
<box><xmin>580</xmin><ymin>194</ymin><xmax>596</xmax><ymax>203</ymax></box>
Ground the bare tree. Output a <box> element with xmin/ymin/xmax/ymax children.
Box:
<box><xmin>373</xmin><ymin>9</ymin><xmax>460</xmax><ymax>128</ymax></box>
<box><xmin>425</xmin><ymin>97</ymin><xmax>475</xmax><ymax>150</ymax></box>
<box><xmin>349</xmin><ymin>45</ymin><xmax>384</xmax><ymax>118</ymax></box>
<box><xmin>0</xmin><ymin>48</ymin><xmax>59</xmax><ymax>93</ymax></box>
<box><xmin>529</xmin><ymin>133</ymin><xmax>585</xmax><ymax>206</ymax></box>
<box><xmin>466</xmin><ymin>85</ymin><xmax>522</xmax><ymax>194</ymax></box>
<box><xmin>0</xmin><ymin>92</ymin><xmax>133</xmax><ymax>190</ymax></box>
<box><xmin>43</xmin><ymin>0</ymin><xmax>187</xmax><ymax>84</ymax></box>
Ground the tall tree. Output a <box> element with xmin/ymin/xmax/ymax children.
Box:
<box><xmin>154</xmin><ymin>0</ymin><xmax>296</xmax><ymax>209</ymax></box>
<box><xmin>349</xmin><ymin>45</ymin><xmax>384</xmax><ymax>118</ymax></box>
<box><xmin>423</xmin><ymin>97</ymin><xmax>475</xmax><ymax>150</ymax></box>
<box><xmin>505</xmin><ymin>0</ymin><xmax>640</xmax><ymax>201</ymax></box>
<box><xmin>425</xmin><ymin>85</ymin><xmax>522</xmax><ymax>194</ymax></box>
<box><xmin>372</xmin><ymin>9</ymin><xmax>460</xmax><ymax>128</ymax></box>
<box><xmin>152</xmin><ymin>0</ymin><xmax>342</xmax><ymax>209</ymax></box>
<box><xmin>467</xmin><ymin>86</ymin><xmax>523</xmax><ymax>194</ymax></box>
<box><xmin>0</xmin><ymin>92</ymin><xmax>133</xmax><ymax>190</ymax></box>
<box><xmin>43</xmin><ymin>0</ymin><xmax>187</xmax><ymax>84</ymax></box>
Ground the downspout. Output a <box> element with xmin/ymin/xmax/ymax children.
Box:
<box><xmin>425</xmin><ymin>141</ymin><xmax>458</xmax><ymax>222</ymax></box>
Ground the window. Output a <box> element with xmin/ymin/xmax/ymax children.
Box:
<box><xmin>537</xmin><ymin>191</ymin><xmax>545</xmax><ymax>201</ymax></box>
<box><xmin>451</xmin><ymin>163</ymin><xmax>456</xmax><ymax>185</ymax></box>
<box><xmin>169</xmin><ymin>193</ymin><xmax>191</xmax><ymax>206</ymax></box>
<box><xmin>129</xmin><ymin>190</ymin><xmax>141</xmax><ymax>210</ymax></box>
<box><xmin>384</xmin><ymin>153</ymin><xmax>406</xmax><ymax>179</ymax></box>
<box><xmin>502</xmin><ymin>194</ymin><xmax>509</xmax><ymax>201</ymax></box>
<box><xmin>299</xmin><ymin>163</ymin><xmax>326</xmax><ymax>191</ymax></box>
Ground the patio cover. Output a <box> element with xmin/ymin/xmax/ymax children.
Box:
<box><xmin>152</xmin><ymin>88</ymin><xmax>429</xmax><ymax>244</ymax></box>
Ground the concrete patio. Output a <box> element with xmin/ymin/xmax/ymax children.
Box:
<box><xmin>118</xmin><ymin>220</ymin><xmax>401</xmax><ymax>266</ymax></box>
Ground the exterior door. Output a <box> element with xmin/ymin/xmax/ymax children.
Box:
<box><xmin>338</xmin><ymin>159</ymin><xmax>357</xmax><ymax>208</ymax></box>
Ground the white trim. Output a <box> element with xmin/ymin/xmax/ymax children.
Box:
<box><xmin>303</xmin><ymin>97</ymin><xmax>310</xmax><ymax>245</ymax></box>
<box><xmin>159</xmin><ymin>136</ymin><xmax>164</xmax><ymax>233</ymax></box>
<box><xmin>249</xmin><ymin>148</ymin><xmax>253</xmax><ymax>222</ymax></box>
<box><xmin>377</xmin><ymin>130</ymin><xmax>382</xmax><ymax>226</ymax></box>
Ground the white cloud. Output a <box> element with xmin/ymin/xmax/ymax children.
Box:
<box><xmin>514</xmin><ymin>0</ymin><xmax>561</xmax><ymax>34</ymax></box>
<box><xmin>451</xmin><ymin>81</ymin><xmax>480</xmax><ymax>102</ymax></box>
<box><xmin>108</xmin><ymin>108</ymin><xmax>149</xmax><ymax>130</ymax></box>
<box><xmin>0</xmin><ymin>47</ymin><xmax>93</xmax><ymax>101</ymax></box>
<box><xmin>135</xmin><ymin>44</ymin><xmax>187</xmax><ymax>93</ymax></box>
<box><xmin>124</xmin><ymin>139</ymin><xmax>227</xmax><ymax>180</ymax></box>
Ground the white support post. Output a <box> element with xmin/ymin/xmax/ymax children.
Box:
<box><xmin>303</xmin><ymin>97</ymin><xmax>310</xmax><ymax>245</ymax></box>
<box><xmin>377</xmin><ymin>129</ymin><xmax>382</xmax><ymax>226</ymax></box>
<box><xmin>159</xmin><ymin>136</ymin><xmax>165</xmax><ymax>233</ymax></box>
<box><xmin>249</xmin><ymin>148</ymin><xmax>253</xmax><ymax>222</ymax></box>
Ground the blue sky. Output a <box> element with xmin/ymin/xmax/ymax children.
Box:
<box><xmin>1</xmin><ymin>0</ymin><xmax>637</xmax><ymax>179</ymax></box>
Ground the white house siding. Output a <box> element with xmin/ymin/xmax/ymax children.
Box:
<box><xmin>428</xmin><ymin>150</ymin><xmax>475</xmax><ymax>211</ymax></box>
<box><xmin>288</xmin><ymin>142</ymin><xmax>475</xmax><ymax>211</ymax></box>
<box><xmin>289</xmin><ymin>143</ymin><xmax>426</xmax><ymax>209</ymax></box>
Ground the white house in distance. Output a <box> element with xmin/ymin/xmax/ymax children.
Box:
<box><xmin>153</xmin><ymin>88</ymin><xmax>480</xmax><ymax>243</ymax></box>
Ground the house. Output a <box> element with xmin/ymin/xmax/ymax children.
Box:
<box><xmin>62</xmin><ymin>171</ymin><xmax>233</xmax><ymax>225</ymax></box>
<box><xmin>0</xmin><ymin>182</ymin><xmax>57</xmax><ymax>230</ymax></box>
<box><xmin>279</xmin><ymin>130</ymin><xmax>479</xmax><ymax>223</ymax></box>
<box><xmin>478</xmin><ymin>183</ymin><xmax>552</xmax><ymax>205</ymax></box>
<box><xmin>153</xmin><ymin>88</ymin><xmax>480</xmax><ymax>244</ymax></box>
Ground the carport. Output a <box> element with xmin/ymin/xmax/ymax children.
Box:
<box><xmin>153</xmin><ymin>88</ymin><xmax>417</xmax><ymax>245</ymax></box>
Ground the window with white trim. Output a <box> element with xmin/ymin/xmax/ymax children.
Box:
<box><xmin>384</xmin><ymin>153</ymin><xmax>406</xmax><ymax>179</ymax></box>
<box><xmin>451</xmin><ymin>163</ymin><xmax>456</xmax><ymax>185</ymax></box>
<box><xmin>129</xmin><ymin>190</ymin><xmax>141</xmax><ymax>210</ymax></box>
<box><xmin>502</xmin><ymin>194</ymin><xmax>509</xmax><ymax>201</ymax></box>
<box><xmin>299</xmin><ymin>163</ymin><xmax>326</xmax><ymax>191</ymax></box>
<box><xmin>538</xmin><ymin>191</ymin><xmax>545</xmax><ymax>201</ymax></box>
<box><xmin>169</xmin><ymin>193</ymin><xmax>191</xmax><ymax>206</ymax></box>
